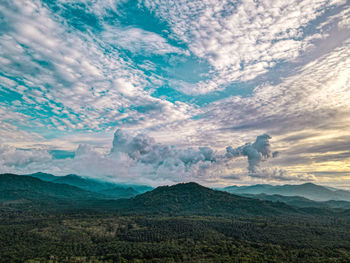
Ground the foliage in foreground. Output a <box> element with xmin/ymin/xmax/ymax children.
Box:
<box><xmin>1</xmin><ymin>211</ymin><xmax>350</xmax><ymax>263</ymax></box>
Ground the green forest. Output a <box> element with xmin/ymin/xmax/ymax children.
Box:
<box><xmin>2</xmin><ymin>211</ymin><xmax>350</xmax><ymax>262</ymax></box>
<box><xmin>2</xmin><ymin>174</ymin><xmax>350</xmax><ymax>262</ymax></box>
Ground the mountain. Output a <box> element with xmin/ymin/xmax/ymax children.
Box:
<box><xmin>0</xmin><ymin>174</ymin><xmax>103</xmax><ymax>202</ymax></box>
<box><xmin>120</xmin><ymin>184</ymin><xmax>154</xmax><ymax>194</ymax></box>
<box><xmin>1</xmin><ymin>176</ymin><xmax>345</xmax><ymax>216</ymax></box>
<box><xmin>25</xmin><ymin>172</ymin><xmax>57</xmax><ymax>182</ymax></box>
<box><xmin>52</xmin><ymin>174</ymin><xmax>151</xmax><ymax>198</ymax></box>
<box><xmin>1</xmin><ymin>176</ymin><xmax>299</xmax><ymax>216</ymax></box>
<box><xmin>241</xmin><ymin>193</ymin><xmax>350</xmax><ymax>209</ymax></box>
<box><xmin>114</xmin><ymin>182</ymin><xmax>300</xmax><ymax>216</ymax></box>
<box><xmin>52</xmin><ymin>174</ymin><xmax>117</xmax><ymax>192</ymax></box>
<box><xmin>98</xmin><ymin>186</ymin><xmax>139</xmax><ymax>198</ymax></box>
<box><xmin>24</xmin><ymin>173</ymin><xmax>153</xmax><ymax>197</ymax></box>
<box><xmin>221</xmin><ymin>183</ymin><xmax>350</xmax><ymax>202</ymax></box>
<box><xmin>3</xmin><ymin>172</ymin><xmax>154</xmax><ymax>202</ymax></box>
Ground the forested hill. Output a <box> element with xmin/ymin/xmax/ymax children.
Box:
<box><xmin>1</xmin><ymin>177</ymin><xmax>350</xmax><ymax>262</ymax></box>
<box><xmin>114</xmin><ymin>182</ymin><xmax>300</xmax><ymax>216</ymax></box>
<box><xmin>0</xmin><ymin>174</ymin><xmax>300</xmax><ymax>216</ymax></box>
<box><xmin>1</xmin><ymin>174</ymin><xmax>348</xmax><ymax>218</ymax></box>
<box><xmin>0</xmin><ymin>173</ymin><xmax>102</xmax><ymax>201</ymax></box>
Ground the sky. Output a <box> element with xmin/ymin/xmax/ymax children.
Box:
<box><xmin>0</xmin><ymin>0</ymin><xmax>350</xmax><ymax>188</ymax></box>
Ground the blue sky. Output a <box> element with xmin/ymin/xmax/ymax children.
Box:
<box><xmin>0</xmin><ymin>0</ymin><xmax>350</xmax><ymax>187</ymax></box>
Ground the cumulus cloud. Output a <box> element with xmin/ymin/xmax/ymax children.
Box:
<box><xmin>226</xmin><ymin>134</ymin><xmax>278</xmax><ymax>174</ymax></box>
<box><xmin>111</xmin><ymin>129</ymin><xmax>216</xmax><ymax>167</ymax></box>
<box><xmin>0</xmin><ymin>129</ymin><xmax>217</xmax><ymax>184</ymax></box>
<box><xmin>186</xmin><ymin>38</ymin><xmax>350</xmax><ymax>178</ymax></box>
<box><xmin>0</xmin><ymin>129</ymin><xmax>320</xmax><ymax>184</ymax></box>
<box><xmin>0</xmin><ymin>144</ymin><xmax>51</xmax><ymax>173</ymax></box>
<box><xmin>62</xmin><ymin>130</ymin><xmax>218</xmax><ymax>184</ymax></box>
<box><xmin>0</xmin><ymin>0</ymin><xmax>349</xmax><ymax>188</ymax></box>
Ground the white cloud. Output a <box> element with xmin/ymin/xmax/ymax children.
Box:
<box><xmin>0</xmin><ymin>119</ymin><xmax>44</xmax><ymax>147</ymax></box>
<box><xmin>103</xmin><ymin>26</ymin><xmax>186</xmax><ymax>55</ymax></box>
<box><xmin>0</xmin><ymin>0</ymin><xmax>195</xmax><ymax>134</ymax></box>
<box><xmin>200</xmin><ymin>38</ymin><xmax>350</xmax><ymax>134</ymax></box>
<box><xmin>142</xmin><ymin>0</ymin><xmax>348</xmax><ymax>93</ymax></box>
<box><xmin>226</xmin><ymin>134</ymin><xmax>278</xmax><ymax>174</ymax></box>
<box><xmin>0</xmin><ymin>130</ymin><xmax>218</xmax><ymax>184</ymax></box>
<box><xmin>0</xmin><ymin>0</ymin><xmax>349</xmax><ymax>186</ymax></box>
<box><xmin>0</xmin><ymin>144</ymin><xmax>51</xmax><ymax>172</ymax></box>
<box><xmin>0</xmin><ymin>129</ymin><xmax>313</xmax><ymax>184</ymax></box>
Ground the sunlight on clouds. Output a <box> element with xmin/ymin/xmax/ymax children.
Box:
<box><xmin>0</xmin><ymin>0</ymin><xmax>349</xmax><ymax>186</ymax></box>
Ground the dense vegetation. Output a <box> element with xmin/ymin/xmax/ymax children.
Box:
<box><xmin>0</xmin><ymin>174</ymin><xmax>301</xmax><ymax>216</ymax></box>
<box><xmin>2</xmin><ymin>174</ymin><xmax>350</xmax><ymax>262</ymax></box>
<box><xmin>1</xmin><ymin>212</ymin><xmax>350</xmax><ymax>262</ymax></box>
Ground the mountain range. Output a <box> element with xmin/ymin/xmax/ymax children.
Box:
<box><xmin>26</xmin><ymin>173</ymin><xmax>350</xmax><ymax>203</ymax></box>
<box><xmin>26</xmin><ymin>172</ymin><xmax>153</xmax><ymax>198</ymax></box>
<box><xmin>239</xmin><ymin>193</ymin><xmax>350</xmax><ymax>209</ymax></box>
<box><xmin>112</xmin><ymin>182</ymin><xmax>302</xmax><ymax>216</ymax></box>
<box><xmin>220</xmin><ymin>183</ymin><xmax>350</xmax><ymax>202</ymax></box>
<box><xmin>2</xmin><ymin>173</ymin><xmax>350</xmax><ymax>217</ymax></box>
<box><xmin>0</xmin><ymin>174</ymin><xmax>299</xmax><ymax>216</ymax></box>
<box><xmin>0</xmin><ymin>173</ymin><xmax>102</xmax><ymax>202</ymax></box>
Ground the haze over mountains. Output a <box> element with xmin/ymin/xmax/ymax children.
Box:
<box><xmin>26</xmin><ymin>172</ymin><xmax>153</xmax><ymax>198</ymax></box>
<box><xmin>22</xmin><ymin>172</ymin><xmax>350</xmax><ymax>203</ymax></box>
<box><xmin>0</xmin><ymin>173</ymin><xmax>300</xmax><ymax>216</ymax></box>
<box><xmin>240</xmin><ymin>193</ymin><xmax>350</xmax><ymax>209</ymax></box>
<box><xmin>2</xmin><ymin>172</ymin><xmax>350</xmax><ymax>215</ymax></box>
<box><xmin>3</xmin><ymin>173</ymin><xmax>350</xmax><ymax>262</ymax></box>
<box><xmin>220</xmin><ymin>183</ymin><xmax>350</xmax><ymax>202</ymax></box>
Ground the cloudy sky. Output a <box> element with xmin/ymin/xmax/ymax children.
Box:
<box><xmin>0</xmin><ymin>0</ymin><xmax>350</xmax><ymax>187</ymax></box>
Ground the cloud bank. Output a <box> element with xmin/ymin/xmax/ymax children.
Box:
<box><xmin>111</xmin><ymin>129</ymin><xmax>216</xmax><ymax>165</ymax></box>
<box><xmin>0</xmin><ymin>129</ymin><xmax>314</xmax><ymax>185</ymax></box>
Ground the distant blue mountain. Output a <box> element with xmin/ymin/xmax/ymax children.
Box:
<box><xmin>52</xmin><ymin>174</ymin><xmax>116</xmax><ymax>192</ymax></box>
<box><xmin>98</xmin><ymin>186</ymin><xmax>139</xmax><ymax>199</ymax></box>
<box><xmin>26</xmin><ymin>172</ymin><xmax>57</xmax><ymax>182</ymax></box>
<box><xmin>220</xmin><ymin>183</ymin><xmax>350</xmax><ymax>202</ymax></box>
<box><xmin>3</xmin><ymin>174</ymin><xmax>350</xmax><ymax>217</ymax></box>
<box><xmin>1</xmin><ymin>176</ymin><xmax>302</xmax><ymax>216</ymax></box>
<box><xmin>117</xmin><ymin>184</ymin><xmax>154</xmax><ymax>194</ymax></box>
<box><xmin>240</xmin><ymin>193</ymin><xmax>350</xmax><ymax>209</ymax></box>
<box><xmin>23</xmin><ymin>172</ymin><xmax>153</xmax><ymax>198</ymax></box>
